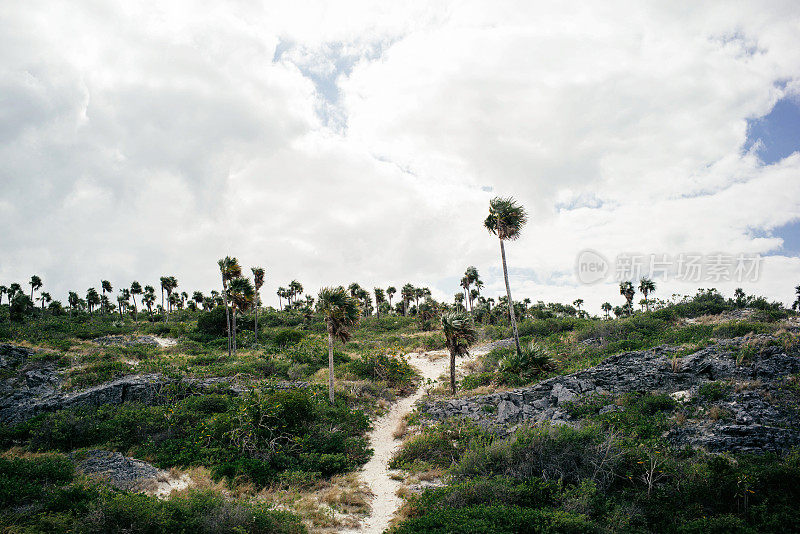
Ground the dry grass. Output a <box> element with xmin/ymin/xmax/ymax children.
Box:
<box><xmin>708</xmin><ymin>405</ymin><xmax>731</xmax><ymax>421</ymax></box>
<box><xmin>675</xmin><ymin>412</ymin><xmax>687</xmax><ymax>425</ymax></box>
<box><xmin>393</xmin><ymin>419</ymin><xmax>408</xmax><ymax>440</ymax></box>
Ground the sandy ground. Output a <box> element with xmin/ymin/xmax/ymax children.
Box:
<box><xmin>342</xmin><ymin>345</ymin><xmax>491</xmax><ymax>534</ymax></box>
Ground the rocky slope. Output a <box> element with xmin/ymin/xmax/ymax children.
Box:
<box><xmin>0</xmin><ymin>343</ymin><xmax>306</xmax><ymax>424</ymax></box>
<box><xmin>420</xmin><ymin>333</ymin><xmax>800</xmax><ymax>454</ymax></box>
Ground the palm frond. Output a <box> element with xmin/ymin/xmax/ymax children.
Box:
<box><xmin>484</xmin><ymin>196</ymin><xmax>528</xmax><ymax>240</ymax></box>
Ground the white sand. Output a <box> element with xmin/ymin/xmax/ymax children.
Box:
<box><xmin>343</xmin><ymin>346</ymin><xmax>490</xmax><ymax>534</ymax></box>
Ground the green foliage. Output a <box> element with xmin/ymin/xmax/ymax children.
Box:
<box><xmin>3</xmin><ymin>388</ymin><xmax>370</xmax><ymax>487</ymax></box>
<box><xmin>391</xmin><ymin>420</ymin><xmax>490</xmax><ymax>470</ymax></box>
<box><xmin>0</xmin><ymin>455</ymin><xmax>306</xmax><ymax>533</ymax></box>
<box><xmin>517</xmin><ymin>317</ymin><xmax>587</xmax><ymax>338</ymax></box>
<box><xmin>698</xmin><ymin>381</ymin><xmax>733</xmax><ymax>402</ymax></box>
<box><xmin>712</xmin><ymin>321</ymin><xmax>775</xmax><ymax>338</ymax></box>
<box><xmin>270</xmin><ymin>328</ymin><xmax>306</xmax><ymax>347</ymax></box>
<box><xmin>196</xmin><ymin>306</ymin><xmax>228</xmax><ymax>337</ymax></box>
<box><xmin>497</xmin><ymin>341</ymin><xmax>553</xmax><ymax>385</ymax></box>
<box><xmin>347</xmin><ymin>351</ymin><xmax>415</xmax><ymax>388</ymax></box>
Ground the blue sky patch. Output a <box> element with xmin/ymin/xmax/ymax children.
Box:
<box><xmin>744</xmin><ymin>95</ymin><xmax>800</xmax><ymax>165</ymax></box>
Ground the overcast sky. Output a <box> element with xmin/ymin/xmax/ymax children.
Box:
<box><xmin>2</xmin><ymin>1</ymin><xmax>800</xmax><ymax>313</ymax></box>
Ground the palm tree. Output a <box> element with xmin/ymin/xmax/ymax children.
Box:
<box><xmin>441</xmin><ymin>310</ymin><xmax>478</xmax><ymax>395</ymax></box>
<box><xmin>86</xmin><ymin>288</ymin><xmax>100</xmax><ymax>316</ymax></box>
<box><xmin>454</xmin><ymin>292</ymin><xmax>465</xmax><ymax>310</ymax></box>
<box><xmin>619</xmin><ymin>281</ymin><xmax>635</xmax><ymax>315</ymax></box>
<box><xmin>180</xmin><ymin>291</ymin><xmax>188</xmax><ymax>308</ymax></box>
<box><xmin>8</xmin><ymin>283</ymin><xmax>21</xmax><ymax>302</ymax></box>
<box><xmin>601</xmin><ymin>302</ymin><xmax>612</xmax><ymax>319</ymax></box>
<box><xmin>130</xmin><ymin>281</ymin><xmax>142</xmax><ymax>322</ymax></box>
<box><xmin>484</xmin><ymin>196</ymin><xmax>527</xmax><ymax>356</ymax></box>
<box><xmin>0</xmin><ymin>285</ymin><xmax>6</xmax><ymax>306</ymax></box>
<box><xmin>386</xmin><ymin>286</ymin><xmax>396</xmax><ymax>310</ymax></box>
<box><xmin>289</xmin><ymin>280</ymin><xmax>303</xmax><ymax>306</ymax></box>
<box><xmin>374</xmin><ymin>288</ymin><xmax>386</xmax><ymax>318</ymax></box>
<box><xmin>39</xmin><ymin>292</ymin><xmax>52</xmax><ymax>312</ymax></box>
<box><xmin>143</xmin><ymin>286</ymin><xmax>156</xmax><ymax>318</ymax></box>
<box><xmin>276</xmin><ymin>287</ymin><xmax>287</xmax><ymax>310</ymax></box>
<box><xmin>159</xmin><ymin>277</ymin><xmax>169</xmax><ymax>320</ymax></box>
<box><xmin>401</xmin><ymin>284</ymin><xmax>415</xmax><ymax>316</ymax></box>
<box><xmin>167</xmin><ymin>277</ymin><xmax>178</xmax><ymax>314</ymax></box>
<box><xmin>793</xmin><ymin>285</ymin><xmax>800</xmax><ymax>311</ymax></box>
<box><xmin>118</xmin><ymin>289</ymin><xmax>130</xmax><ymax>317</ymax></box>
<box><xmin>227</xmin><ymin>276</ymin><xmax>255</xmax><ymax>355</ymax></box>
<box><xmin>218</xmin><ymin>257</ymin><xmax>241</xmax><ymax>357</ymax></box>
<box><xmin>638</xmin><ymin>278</ymin><xmax>656</xmax><ymax>312</ymax></box>
<box><xmin>251</xmin><ymin>267</ymin><xmax>265</xmax><ymax>343</ymax></box>
<box><xmin>101</xmin><ymin>280</ymin><xmax>112</xmax><ymax>313</ymax></box>
<box><xmin>192</xmin><ymin>291</ymin><xmax>204</xmax><ymax>309</ymax></box>
<box><xmin>29</xmin><ymin>275</ymin><xmax>42</xmax><ymax>302</ymax></box>
<box><xmin>317</xmin><ymin>287</ymin><xmax>360</xmax><ymax>404</ymax></box>
<box><xmin>68</xmin><ymin>291</ymin><xmax>79</xmax><ymax>317</ymax></box>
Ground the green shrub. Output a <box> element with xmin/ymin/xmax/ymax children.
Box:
<box><xmin>461</xmin><ymin>372</ymin><xmax>495</xmax><ymax>390</ymax></box>
<box><xmin>497</xmin><ymin>342</ymin><xmax>553</xmax><ymax>385</ymax></box>
<box><xmin>271</xmin><ymin>328</ymin><xmax>306</xmax><ymax>347</ymax></box>
<box><xmin>196</xmin><ymin>307</ymin><xmax>228</xmax><ymax>337</ymax></box>
<box><xmin>391</xmin><ymin>421</ymin><xmax>490</xmax><ymax>470</ymax></box>
<box><xmin>698</xmin><ymin>381</ymin><xmax>732</xmax><ymax>402</ymax></box>
<box><xmin>347</xmin><ymin>352</ymin><xmax>415</xmax><ymax>388</ymax></box>
<box><xmin>712</xmin><ymin>321</ymin><xmax>774</xmax><ymax>339</ymax></box>
<box><xmin>391</xmin><ymin>504</ymin><xmax>598</xmax><ymax>534</ymax></box>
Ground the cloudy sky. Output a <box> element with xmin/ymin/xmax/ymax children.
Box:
<box><xmin>2</xmin><ymin>1</ymin><xmax>800</xmax><ymax>313</ymax></box>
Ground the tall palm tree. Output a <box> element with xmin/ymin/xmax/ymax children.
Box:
<box><xmin>130</xmin><ymin>281</ymin><xmax>142</xmax><ymax>322</ymax></box>
<box><xmin>0</xmin><ymin>285</ymin><xmax>6</xmax><ymax>306</ymax></box>
<box><xmin>374</xmin><ymin>288</ymin><xmax>386</xmax><ymax>318</ymax></box>
<box><xmin>218</xmin><ymin>257</ymin><xmax>241</xmax><ymax>357</ymax></box>
<box><xmin>386</xmin><ymin>286</ymin><xmax>396</xmax><ymax>310</ymax></box>
<box><xmin>601</xmin><ymin>302</ymin><xmax>612</xmax><ymax>319</ymax></box>
<box><xmin>192</xmin><ymin>291</ymin><xmax>204</xmax><ymax>309</ymax></box>
<box><xmin>638</xmin><ymin>278</ymin><xmax>656</xmax><ymax>312</ymax></box>
<box><xmin>159</xmin><ymin>277</ymin><xmax>169</xmax><ymax>321</ymax></box>
<box><xmin>484</xmin><ymin>196</ymin><xmax>527</xmax><ymax>356</ymax></box>
<box><xmin>401</xmin><ymin>284</ymin><xmax>415</xmax><ymax>316</ymax></box>
<box><xmin>29</xmin><ymin>275</ymin><xmax>42</xmax><ymax>302</ymax></box>
<box><xmin>68</xmin><ymin>291</ymin><xmax>79</xmax><ymax>317</ymax></box>
<box><xmin>441</xmin><ymin>310</ymin><xmax>478</xmax><ymax>395</ymax></box>
<box><xmin>251</xmin><ymin>267</ymin><xmax>265</xmax><ymax>343</ymax></box>
<box><xmin>317</xmin><ymin>287</ymin><xmax>360</xmax><ymax>404</ymax></box>
<box><xmin>454</xmin><ymin>292</ymin><xmax>465</xmax><ymax>310</ymax></box>
<box><xmin>619</xmin><ymin>281</ymin><xmax>635</xmax><ymax>315</ymax></box>
<box><xmin>573</xmin><ymin>299</ymin><xmax>584</xmax><ymax>315</ymax></box>
<box><xmin>288</xmin><ymin>280</ymin><xmax>303</xmax><ymax>307</ymax></box>
<box><xmin>8</xmin><ymin>283</ymin><xmax>21</xmax><ymax>302</ymax></box>
<box><xmin>118</xmin><ymin>289</ymin><xmax>130</xmax><ymax>317</ymax></box>
<box><xmin>101</xmin><ymin>280</ymin><xmax>112</xmax><ymax>313</ymax></box>
<box><xmin>227</xmin><ymin>276</ymin><xmax>254</xmax><ymax>356</ymax></box>
<box><xmin>167</xmin><ymin>277</ymin><xmax>178</xmax><ymax>314</ymax></box>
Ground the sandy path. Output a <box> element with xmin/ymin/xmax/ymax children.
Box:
<box><xmin>343</xmin><ymin>346</ymin><xmax>490</xmax><ymax>534</ymax></box>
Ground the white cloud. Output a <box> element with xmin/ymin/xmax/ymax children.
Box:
<box><xmin>0</xmin><ymin>1</ymin><xmax>799</xmax><ymax>312</ymax></box>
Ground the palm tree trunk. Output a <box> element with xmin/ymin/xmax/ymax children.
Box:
<box><xmin>450</xmin><ymin>351</ymin><xmax>456</xmax><ymax>395</ymax></box>
<box><xmin>254</xmin><ymin>302</ymin><xmax>259</xmax><ymax>343</ymax></box>
<box><xmin>222</xmin><ymin>282</ymin><xmax>231</xmax><ymax>358</ymax></box>
<box><xmin>232</xmin><ymin>310</ymin><xmax>237</xmax><ymax>355</ymax></box>
<box><xmin>327</xmin><ymin>329</ymin><xmax>335</xmax><ymax>404</ymax></box>
<box><xmin>499</xmin><ymin>238</ymin><xmax>522</xmax><ymax>356</ymax></box>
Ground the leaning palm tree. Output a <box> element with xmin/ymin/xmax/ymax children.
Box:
<box><xmin>227</xmin><ymin>276</ymin><xmax>254</xmax><ymax>356</ymax></box>
<box><xmin>317</xmin><ymin>287</ymin><xmax>360</xmax><ymax>404</ymax></box>
<box><xmin>130</xmin><ymin>281</ymin><xmax>142</xmax><ymax>322</ymax></box>
<box><xmin>29</xmin><ymin>275</ymin><xmax>42</xmax><ymax>302</ymax></box>
<box><xmin>251</xmin><ymin>267</ymin><xmax>265</xmax><ymax>343</ymax></box>
<box><xmin>441</xmin><ymin>310</ymin><xmax>478</xmax><ymax>395</ymax></box>
<box><xmin>484</xmin><ymin>196</ymin><xmax>527</xmax><ymax>356</ymax></box>
<box><xmin>638</xmin><ymin>277</ymin><xmax>656</xmax><ymax>312</ymax></box>
<box><xmin>218</xmin><ymin>257</ymin><xmax>241</xmax><ymax>357</ymax></box>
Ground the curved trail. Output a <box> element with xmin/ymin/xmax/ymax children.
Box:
<box><xmin>343</xmin><ymin>346</ymin><xmax>491</xmax><ymax>534</ymax></box>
